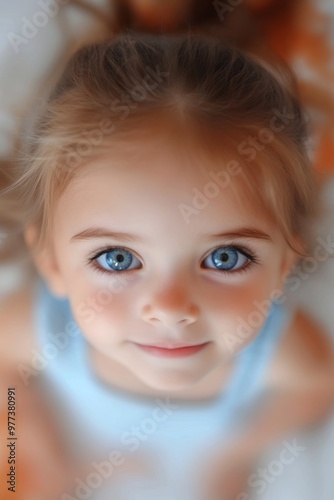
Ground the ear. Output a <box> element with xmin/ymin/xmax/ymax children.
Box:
<box><xmin>280</xmin><ymin>246</ymin><xmax>299</xmax><ymax>280</ymax></box>
<box><xmin>24</xmin><ymin>225</ymin><xmax>67</xmax><ymax>298</ymax></box>
<box><xmin>275</xmin><ymin>239</ymin><xmax>301</xmax><ymax>292</ymax></box>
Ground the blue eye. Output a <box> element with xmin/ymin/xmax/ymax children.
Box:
<box><xmin>95</xmin><ymin>248</ymin><xmax>141</xmax><ymax>272</ymax></box>
<box><xmin>203</xmin><ymin>246</ymin><xmax>250</xmax><ymax>272</ymax></box>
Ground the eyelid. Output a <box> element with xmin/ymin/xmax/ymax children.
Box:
<box><xmin>201</xmin><ymin>243</ymin><xmax>260</xmax><ymax>276</ymax></box>
<box><xmin>86</xmin><ymin>243</ymin><xmax>260</xmax><ymax>276</ymax></box>
<box><xmin>87</xmin><ymin>245</ymin><xmax>143</xmax><ymax>275</ymax></box>
<box><xmin>88</xmin><ymin>245</ymin><xmax>142</xmax><ymax>262</ymax></box>
<box><xmin>203</xmin><ymin>243</ymin><xmax>257</xmax><ymax>262</ymax></box>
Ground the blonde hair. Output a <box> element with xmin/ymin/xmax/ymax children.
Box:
<box><xmin>1</xmin><ymin>33</ymin><xmax>317</xmax><ymax>261</ymax></box>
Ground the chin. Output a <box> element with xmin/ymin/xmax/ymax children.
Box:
<box><xmin>136</xmin><ymin>369</ymin><xmax>203</xmax><ymax>394</ymax></box>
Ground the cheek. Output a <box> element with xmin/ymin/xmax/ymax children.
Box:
<box><xmin>70</xmin><ymin>285</ymin><xmax>131</xmax><ymax>345</ymax></box>
<box><xmin>204</xmin><ymin>274</ymin><xmax>277</xmax><ymax>339</ymax></box>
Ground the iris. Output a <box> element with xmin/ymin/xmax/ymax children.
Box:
<box><xmin>103</xmin><ymin>249</ymin><xmax>133</xmax><ymax>271</ymax></box>
<box><xmin>210</xmin><ymin>247</ymin><xmax>242</xmax><ymax>270</ymax></box>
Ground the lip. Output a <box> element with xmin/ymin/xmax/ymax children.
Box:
<box><xmin>134</xmin><ymin>342</ymin><xmax>210</xmax><ymax>358</ymax></box>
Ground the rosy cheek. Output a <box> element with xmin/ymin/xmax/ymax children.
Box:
<box><xmin>101</xmin><ymin>297</ymin><xmax>129</xmax><ymax>329</ymax></box>
<box><xmin>87</xmin><ymin>288</ymin><xmax>132</xmax><ymax>325</ymax></box>
<box><xmin>202</xmin><ymin>281</ymin><xmax>258</xmax><ymax>313</ymax></box>
<box><xmin>203</xmin><ymin>278</ymin><xmax>271</xmax><ymax>334</ymax></box>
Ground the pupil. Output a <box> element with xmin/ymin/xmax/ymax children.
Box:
<box><xmin>116</xmin><ymin>254</ymin><xmax>124</xmax><ymax>263</ymax></box>
<box><xmin>220</xmin><ymin>252</ymin><xmax>229</xmax><ymax>262</ymax></box>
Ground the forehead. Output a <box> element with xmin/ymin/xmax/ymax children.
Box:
<box><xmin>62</xmin><ymin>117</ymin><xmax>242</xmax><ymax>196</ymax></box>
<box><xmin>60</xmin><ymin>124</ymin><xmax>234</xmax><ymax>204</ymax></box>
<box><xmin>54</xmin><ymin>125</ymin><xmax>279</xmax><ymax>242</ymax></box>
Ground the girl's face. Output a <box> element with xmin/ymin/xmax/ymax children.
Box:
<box><xmin>37</xmin><ymin>129</ymin><xmax>296</xmax><ymax>394</ymax></box>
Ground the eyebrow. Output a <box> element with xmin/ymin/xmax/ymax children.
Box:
<box><xmin>203</xmin><ymin>227</ymin><xmax>273</xmax><ymax>243</ymax></box>
<box><xmin>71</xmin><ymin>228</ymin><xmax>145</xmax><ymax>243</ymax></box>
<box><xmin>70</xmin><ymin>226</ymin><xmax>272</xmax><ymax>244</ymax></box>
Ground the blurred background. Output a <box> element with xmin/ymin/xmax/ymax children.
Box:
<box><xmin>0</xmin><ymin>1</ymin><xmax>333</xmax><ymax>499</ymax></box>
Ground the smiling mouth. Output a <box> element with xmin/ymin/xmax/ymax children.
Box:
<box><xmin>134</xmin><ymin>342</ymin><xmax>210</xmax><ymax>358</ymax></box>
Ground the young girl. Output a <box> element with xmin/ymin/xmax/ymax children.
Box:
<box><xmin>1</xmin><ymin>33</ymin><xmax>334</xmax><ymax>500</ymax></box>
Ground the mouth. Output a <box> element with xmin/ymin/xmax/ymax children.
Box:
<box><xmin>133</xmin><ymin>342</ymin><xmax>210</xmax><ymax>358</ymax></box>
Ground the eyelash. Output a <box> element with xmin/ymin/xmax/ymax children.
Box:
<box><xmin>206</xmin><ymin>243</ymin><xmax>260</xmax><ymax>276</ymax></box>
<box><xmin>87</xmin><ymin>246</ymin><xmax>139</xmax><ymax>277</ymax></box>
<box><xmin>86</xmin><ymin>244</ymin><xmax>260</xmax><ymax>277</ymax></box>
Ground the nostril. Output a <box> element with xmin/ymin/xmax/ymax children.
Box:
<box><xmin>150</xmin><ymin>318</ymin><xmax>160</xmax><ymax>323</ymax></box>
<box><xmin>142</xmin><ymin>304</ymin><xmax>199</xmax><ymax>327</ymax></box>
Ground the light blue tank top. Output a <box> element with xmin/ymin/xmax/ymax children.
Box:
<box><xmin>33</xmin><ymin>279</ymin><xmax>294</xmax><ymax>500</ymax></box>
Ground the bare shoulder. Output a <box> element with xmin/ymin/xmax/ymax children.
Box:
<box><xmin>267</xmin><ymin>307</ymin><xmax>334</xmax><ymax>392</ymax></box>
<box><xmin>0</xmin><ymin>284</ymin><xmax>37</xmax><ymax>371</ymax></box>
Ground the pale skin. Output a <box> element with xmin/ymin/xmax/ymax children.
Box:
<box><xmin>1</xmin><ymin>125</ymin><xmax>334</xmax><ymax>498</ymax></box>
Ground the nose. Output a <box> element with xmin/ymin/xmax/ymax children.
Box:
<box><xmin>141</xmin><ymin>283</ymin><xmax>199</xmax><ymax>328</ymax></box>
